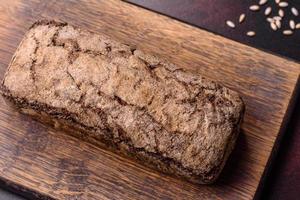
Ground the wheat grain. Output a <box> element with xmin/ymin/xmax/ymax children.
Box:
<box><xmin>247</xmin><ymin>31</ymin><xmax>256</xmax><ymax>37</ymax></box>
<box><xmin>273</xmin><ymin>16</ymin><xmax>282</xmax><ymax>21</ymax></box>
<box><xmin>279</xmin><ymin>2</ymin><xmax>288</xmax><ymax>7</ymax></box>
<box><xmin>291</xmin><ymin>7</ymin><xmax>299</xmax><ymax>16</ymax></box>
<box><xmin>290</xmin><ymin>20</ymin><xmax>296</xmax><ymax>29</ymax></box>
<box><xmin>265</xmin><ymin>7</ymin><xmax>272</xmax><ymax>15</ymax></box>
<box><xmin>271</xmin><ymin>22</ymin><xmax>277</xmax><ymax>31</ymax></box>
<box><xmin>267</xmin><ymin>17</ymin><xmax>274</xmax><ymax>23</ymax></box>
<box><xmin>226</xmin><ymin>20</ymin><xmax>235</xmax><ymax>28</ymax></box>
<box><xmin>239</xmin><ymin>14</ymin><xmax>246</xmax><ymax>23</ymax></box>
<box><xmin>275</xmin><ymin>20</ymin><xmax>281</xmax><ymax>28</ymax></box>
<box><xmin>279</xmin><ymin>9</ymin><xmax>284</xmax><ymax>17</ymax></box>
<box><xmin>250</xmin><ymin>5</ymin><xmax>260</xmax><ymax>11</ymax></box>
<box><xmin>283</xmin><ymin>30</ymin><xmax>293</xmax><ymax>35</ymax></box>
<box><xmin>259</xmin><ymin>0</ymin><xmax>268</xmax><ymax>5</ymax></box>
<box><xmin>225</xmin><ymin>1</ymin><xmax>298</xmax><ymax>37</ymax></box>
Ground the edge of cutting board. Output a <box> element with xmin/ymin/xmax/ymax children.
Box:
<box><xmin>254</xmin><ymin>78</ymin><xmax>300</xmax><ymax>199</ymax></box>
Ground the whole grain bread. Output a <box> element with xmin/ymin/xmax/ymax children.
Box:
<box><xmin>1</xmin><ymin>20</ymin><xmax>245</xmax><ymax>184</ymax></box>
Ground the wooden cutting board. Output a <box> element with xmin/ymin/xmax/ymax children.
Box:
<box><xmin>0</xmin><ymin>0</ymin><xmax>299</xmax><ymax>199</ymax></box>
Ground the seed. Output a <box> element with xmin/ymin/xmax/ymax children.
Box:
<box><xmin>259</xmin><ymin>0</ymin><xmax>268</xmax><ymax>5</ymax></box>
<box><xmin>290</xmin><ymin>20</ymin><xmax>295</xmax><ymax>29</ymax></box>
<box><xmin>267</xmin><ymin>17</ymin><xmax>274</xmax><ymax>23</ymax></box>
<box><xmin>265</xmin><ymin>7</ymin><xmax>272</xmax><ymax>15</ymax></box>
<box><xmin>247</xmin><ymin>31</ymin><xmax>256</xmax><ymax>37</ymax></box>
<box><xmin>275</xmin><ymin>0</ymin><xmax>280</xmax><ymax>4</ymax></box>
<box><xmin>239</xmin><ymin>14</ymin><xmax>246</xmax><ymax>23</ymax></box>
<box><xmin>279</xmin><ymin>9</ymin><xmax>284</xmax><ymax>17</ymax></box>
<box><xmin>275</xmin><ymin>20</ymin><xmax>281</xmax><ymax>28</ymax></box>
<box><xmin>279</xmin><ymin>2</ymin><xmax>288</xmax><ymax>7</ymax></box>
<box><xmin>273</xmin><ymin>16</ymin><xmax>282</xmax><ymax>21</ymax></box>
<box><xmin>250</xmin><ymin>5</ymin><xmax>260</xmax><ymax>11</ymax></box>
<box><xmin>296</xmin><ymin>23</ymin><xmax>300</xmax><ymax>29</ymax></box>
<box><xmin>283</xmin><ymin>30</ymin><xmax>293</xmax><ymax>35</ymax></box>
<box><xmin>226</xmin><ymin>20</ymin><xmax>235</xmax><ymax>28</ymax></box>
<box><xmin>271</xmin><ymin>22</ymin><xmax>277</xmax><ymax>31</ymax></box>
<box><xmin>291</xmin><ymin>7</ymin><xmax>299</xmax><ymax>16</ymax></box>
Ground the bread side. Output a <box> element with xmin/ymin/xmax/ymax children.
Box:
<box><xmin>1</xmin><ymin>20</ymin><xmax>245</xmax><ymax>183</ymax></box>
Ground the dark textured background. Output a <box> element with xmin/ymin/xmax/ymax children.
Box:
<box><xmin>0</xmin><ymin>188</ymin><xmax>25</xmax><ymax>199</ymax></box>
<box><xmin>126</xmin><ymin>0</ymin><xmax>300</xmax><ymax>62</ymax></box>
<box><xmin>125</xmin><ymin>1</ymin><xmax>300</xmax><ymax>199</ymax></box>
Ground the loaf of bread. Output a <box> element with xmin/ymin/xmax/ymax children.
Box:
<box><xmin>1</xmin><ymin>20</ymin><xmax>244</xmax><ymax>184</ymax></box>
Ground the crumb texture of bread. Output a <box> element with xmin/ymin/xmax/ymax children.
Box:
<box><xmin>1</xmin><ymin>20</ymin><xmax>244</xmax><ymax>184</ymax></box>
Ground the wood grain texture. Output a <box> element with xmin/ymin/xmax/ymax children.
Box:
<box><xmin>122</xmin><ymin>2</ymin><xmax>300</xmax><ymax>199</ymax></box>
<box><xmin>0</xmin><ymin>0</ymin><xmax>299</xmax><ymax>199</ymax></box>
<box><xmin>126</xmin><ymin>0</ymin><xmax>300</xmax><ymax>62</ymax></box>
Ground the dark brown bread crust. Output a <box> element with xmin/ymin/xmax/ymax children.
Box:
<box><xmin>1</xmin><ymin>20</ymin><xmax>245</xmax><ymax>184</ymax></box>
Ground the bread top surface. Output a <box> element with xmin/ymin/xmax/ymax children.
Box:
<box><xmin>2</xmin><ymin>20</ymin><xmax>244</xmax><ymax>180</ymax></box>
